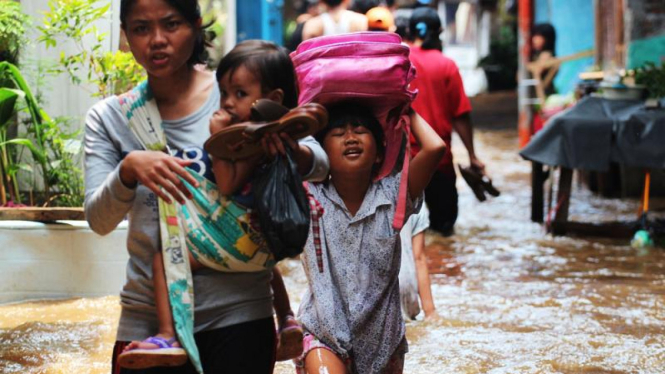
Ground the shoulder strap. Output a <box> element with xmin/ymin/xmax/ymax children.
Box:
<box><xmin>118</xmin><ymin>81</ymin><xmax>204</xmax><ymax>374</ymax></box>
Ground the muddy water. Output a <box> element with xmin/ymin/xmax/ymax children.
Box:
<box><xmin>2</xmin><ymin>127</ymin><xmax>664</xmax><ymax>373</ymax></box>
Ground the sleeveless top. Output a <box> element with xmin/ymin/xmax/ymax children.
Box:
<box><xmin>320</xmin><ymin>11</ymin><xmax>351</xmax><ymax>36</ymax></box>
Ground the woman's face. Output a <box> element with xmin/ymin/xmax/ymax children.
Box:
<box><xmin>323</xmin><ymin>123</ymin><xmax>380</xmax><ymax>176</ymax></box>
<box><xmin>532</xmin><ymin>35</ymin><xmax>546</xmax><ymax>51</ymax></box>
<box><xmin>123</xmin><ymin>0</ymin><xmax>198</xmax><ymax>78</ymax></box>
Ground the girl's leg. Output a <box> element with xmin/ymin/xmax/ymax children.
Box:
<box><xmin>124</xmin><ymin>252</ymin><xmax>177</xmax><ymax>351</ymax></box>
<box><xmin>124</xmin><ymin>251</ymin><xmax>202</xmax><ymax>352</ymax></box>
<box><xmin>271</xmin><ymin>267</ymin><xmax>304</xmax><ymax>361</ymax></box>
<box><xmin>271</xmin><ymin>267</ymin><xmax>295</xmax><ymax>324</ymax></box>
<box><xmin>303</xmin><ymin>348</ymin><xmax>348</xmax><ymax>374</ymax></box>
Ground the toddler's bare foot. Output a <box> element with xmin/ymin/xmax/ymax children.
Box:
<box><xmin>123</xmin><ymin>333</ymin><xmax>180</xmax><ymax>352</ymax></box>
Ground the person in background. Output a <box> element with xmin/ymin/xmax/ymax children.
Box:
<box><xmin>302</xmin><ymin>0</ymin><xmax>368</xmax><ymax>40</ymax></box>
<box><xmin>407</xmin><ymin>7</ymin><xmax>489</xmax><ymax>236</ymax></box>
<box><xmin>530</xmin><ymin>23</ymin><xmax>557</xmax><ymax>96</ymax></box>
<box><xmin>398</xmin><ymin>204</ymin><xmax>438</xmax><ymax>321</ymax></box>
<box><xmin>350</xmin><ymin>0</ymin><xmax>380</xmax><ymax>14</ymax></box>
<box><xmin>365</xmin><ymin>5</ymin><xmax>395</xmax><ymax>32</ymax></box>
<box><xmin>287</xmin><ymin>0</ymin><xmax>321</xmax><ymax>51</ymax></box>
<box><xmin>365</xmin><ymin>3</ymin><xmax>439</xmax><ymax>322</ymax></box>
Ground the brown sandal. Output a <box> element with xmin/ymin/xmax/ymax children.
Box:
<box><xmin>204</xmin><ymin>101</ymin><xmax>328</xmax><ymax>161</ymax></box>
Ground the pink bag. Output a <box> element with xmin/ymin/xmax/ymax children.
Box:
<box><xmin>291</xmin><ymin>32</ymin><xmax>417</xmax><ymax>228</ymax></box>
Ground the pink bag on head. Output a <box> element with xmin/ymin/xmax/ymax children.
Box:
<box><xmin>291</xmin><ymin>32</ymin><xmax>417</xmax><ymax>229</ymax></box>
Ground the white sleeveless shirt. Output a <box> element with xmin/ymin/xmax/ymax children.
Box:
<box><xmin>320</xmin><ymin>11</ymin><xmax>352</xmax><ymax>36</ymax></box>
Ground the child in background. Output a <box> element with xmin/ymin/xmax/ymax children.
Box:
<box><xmin>120</xmin><ymin>40</ymin><xmax>327</xmax><ymax>368</ymax></box>
<box><xmin>399</xmin><ymin>203</ymin><xmax>438</xmax><ymax>320</ymax></box>
<box><xmin>296</xmin><ymin>102</ymin><xmax>445</xmax><ymax>374</ymax></box>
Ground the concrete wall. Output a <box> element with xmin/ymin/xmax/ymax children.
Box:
<box><xmin>0</xmin><ymin>221</ymin><xmax>128</xmax><ymax>304</ymax></box>
<box><xmin>534</xmin><ymin>0</ymin><xmax>595</xmax><ymax>95</ymax></box>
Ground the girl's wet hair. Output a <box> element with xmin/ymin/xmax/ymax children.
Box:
<box><xmin>316</xmin><ymin>102</ymin><xmax>385</xmax><ymax>158</ymax></box>
<box><xmin>216</xmin><ymin>40</ymin><xmax>298</xmax><ymax>109</ymax></box>
<box><xmin>120</xmin><ymin>0</ymin><xmax>211</xmax><ymax>66</ymax></box>
<box><xmin>409</xmin><ymin>7</ymin><xmax>442</xmax><ymax>51</ymax></box>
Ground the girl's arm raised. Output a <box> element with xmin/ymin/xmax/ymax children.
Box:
<box><xmin>408</xmin><ymin>110</ymin><xmax>446</xmax><ymax>198</ymax></box>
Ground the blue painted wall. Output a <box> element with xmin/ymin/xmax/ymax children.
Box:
<box><xmin>533</xmin><ymin>0</ymin><xmax>595</xmax><ymax>94</ymax></box>
<box><xmin>628</xmin><ymin>33</ymin><xmax>665</xmax><ymax>69</ymax></box>
<box><xmin>237</xmin><ymin>0</ymin><xmax>284</xmax><ymax>45</ymax></box>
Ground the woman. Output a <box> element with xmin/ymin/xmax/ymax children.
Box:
<box><xmin>84</xmin><ymin>0</ymin><xmax>328</xmax><ymax>373</ymax></box>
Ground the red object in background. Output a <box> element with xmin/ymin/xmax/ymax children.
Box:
<box><xmin>2</xmin><ymin>201</ymin><xmax>27</xmax><ymax>208</ymax></box>
<box><xmin>532</xmin><ymin>111</ymin><xmax>545</xmax><ymax>134</ymax></box>
<box><xmin>517</xmin><ymin>0</ymin><xmax>533</xmax><ymax>148</ymax></box>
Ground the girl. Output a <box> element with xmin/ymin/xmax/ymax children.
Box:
<box><xmin>83</xmin><ymin>0</ymin><xmax>327</xmax><ymax>371</ymax></box>
<box><xmin>296</xmin><ymin>102</ymin><xmax>446</xmax><ymax>374</ymax></box>
<box><xmin>117</xmin><ymin>40</ymin><xmax>327</xmax><ymax>370</ymax></box>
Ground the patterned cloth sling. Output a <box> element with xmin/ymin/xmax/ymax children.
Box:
<box><xmin>118</xmin><ymin>81</ymin><xmax>274</xmax><ymax>374</ymax></box>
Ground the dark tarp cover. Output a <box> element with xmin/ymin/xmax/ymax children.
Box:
<box><xmin>520</xmin><ymin>96</ymin><xmax>665</xmax><ymax>171</ymax></box>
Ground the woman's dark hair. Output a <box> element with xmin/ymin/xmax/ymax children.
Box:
<box><xmin>322</xmin><ymin>0</ymin><xmax>343</xmax><ymax>7</ymax></box>
<box><xmin>350</xmin><ymin>0</ymin><xmax>380</xmax><ymax>14</ymax></box>
<box><xmin>120</xmin><ymin>0</ymin><xmax>210</xmax><ymax>66</ymax></box>
<box><xmin>216</xmin><ymin>40</ymin><xmax>299</xmax><ymax>109</ymax></box>
<box><xmin>532</xmin><ymin>23</ymin><xmax>556</xmax><ymax>56</ymax></box>
<box><xmin>394</xmin><ymin>14</ymin><xmax>411</xmax><ymax>41</ymax></box>
<box><xmin>409</xmin><ymin>7</ymin><xmax>442</xmax><ymax>51</ymax></box>
<box><xmin>316</xmin><ymin>102</ymin><xmax>385</xmax><ymax>159</ymax></box>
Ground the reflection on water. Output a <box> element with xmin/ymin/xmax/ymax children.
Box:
<box><xmin>0</xmin><ymin>297</ymin><xmax>118</xmax><ymax>374</ymax></box>
<box><xmin>2</xmin><ymin>127</ymin><xmax>664</xmax><ymax>373</ymax></box>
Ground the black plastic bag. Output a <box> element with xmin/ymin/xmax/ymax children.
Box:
<box><xmin>253</xmin><ymin>149</ymin><xmax>310</xmax><ymax>261</ymax></box>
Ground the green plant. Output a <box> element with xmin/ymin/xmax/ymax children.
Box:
<box><xmin>0</xmin><ymin>62</ymin><xmax>85</xmax><ymax>207</ymax></box>
<box><xmin>478</xmin><ymin>24</ymin><xmax>518</xmax><ymax>91</ymax></box>
<box><xmin>197</xmin><ymin>0</ymin><xmax>226</xmax><ymax>66</ymax></box>
<box><xmin>0</xmin><ymin>0</ymin><xmax>30</xmax><ymax>65</ymax></box>
<box><xmin>0</xmin><ymin>62</ymin><xmax>49</xmax><ymax>205</ymax></box>
<box><xmin>38</xmin><ymin>0</ymin><xmax>145</xmax><ymax>97</ymax></box>
<box><xmin>634</xmin><ymin>61</ymin><xmax>665</xmax><ymax>99</ymax></box>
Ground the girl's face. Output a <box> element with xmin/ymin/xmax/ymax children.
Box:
<box><xmin>323</xmin><ymin>123</ymin><xmax>380</xmax><ymax>176</ymax></box>
<box><xmin>123</xmin><ymin>0</ymin><xmax>198</xmax><ymax>78</ymax></box>
<box><xmin>218</xmin><ymin>65</ymin><xmax>265</xmax><ymax>123</ymax></box>
<box><xmin>532</xmin><ymin>34</ymin><xmax>546</xmax><ymax>51</ymax></box>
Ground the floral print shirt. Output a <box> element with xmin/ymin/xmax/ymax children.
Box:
<box><xmin>299</xmin><ymin>173</ymin><xmax>420</xmax><ymax>374</ymax></box>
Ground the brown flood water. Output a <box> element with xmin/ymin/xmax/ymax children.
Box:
<box><xmin>2</xmin><ymin>125</ymin><xmax>664</xmax><ymax>373</ymax></box>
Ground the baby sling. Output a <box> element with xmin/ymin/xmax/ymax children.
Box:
<box><xmin>291</xmin><ymin>32</ymin><xmax>417</xmax><ymax>229</ymax></box>
<box><xmin>117</xmin><ymin>81</ymin><xmax>274</xmax><ymax>373</ymax></box>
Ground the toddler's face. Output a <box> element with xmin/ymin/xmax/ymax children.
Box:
<box><xmin>218</xmin><ymin>65</ymin><xmax>264</xmax><ymax>124</ymax></box>
<box><xmin>323</xmin><ymin>123</ymin><xmax>380</xmax><ymax>175</ymax></box>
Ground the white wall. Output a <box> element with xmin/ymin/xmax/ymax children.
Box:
<box><xmin>20</xmin><ymin>0</ymin><xmax>122</xmax><ymax>122</ymax></box>
<box><xmin>0</xmin><ymin>221</ymin><xmax>128</xmax><ymax>304</ymax></box>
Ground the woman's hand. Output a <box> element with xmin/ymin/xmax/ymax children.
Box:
<box><xmin>119</xmin><ymin>151</ymin><xmax>199</xmax><ymax>204</ymax></box>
